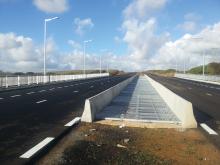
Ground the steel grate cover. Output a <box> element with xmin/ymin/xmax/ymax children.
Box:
<box><xmin>96</xmin><ymin>76</ymin><xmax>181</xmax><ymax>123</ymax></box>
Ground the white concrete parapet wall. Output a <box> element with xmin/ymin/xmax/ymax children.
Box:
<box><xmin>145</xmin><ymin>75</ymin><xmax>197</xmax><ymax>128</ymax></box>
<box><xmin>81</xmin><ymin>75</ymin><xmax>136</xmax><ymax>122</ymax></box>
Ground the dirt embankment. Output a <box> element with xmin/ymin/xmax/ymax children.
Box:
<box><xmin>37</xmin><ymin>123</ymin><xmax>220</xmax><ymax>165</ymax></box>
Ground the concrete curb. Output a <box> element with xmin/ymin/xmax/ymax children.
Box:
<box><xmin>81</xmin><ymin>75</ymin><xmax>136</xmax><ymax>122</ymax></box>
<box><xmin>145</xmin><ymin>75</ymin><xmax>197</xmax><ymax>128</ymax></box>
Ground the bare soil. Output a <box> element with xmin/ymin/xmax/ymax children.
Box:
<box><xmin>36</xmin><ymin>122</ymin><xmax>220</xmax><ymax>165</ymax></box>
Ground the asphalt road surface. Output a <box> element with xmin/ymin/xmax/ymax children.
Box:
<box><xmin>147</xmin><ymin>74</ymin><xmax>220</xmax><ymax>148</ymax></box>
<box><xmin>0</xmin><ymin>74</ymin><xmax>133</xmax><ymax>165</ymax></box>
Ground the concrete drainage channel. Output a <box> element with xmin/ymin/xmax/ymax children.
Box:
<box><xmin>81</xmin><ymin>75</ymin><xmax>197</xmax><ymax>129</ymax></box>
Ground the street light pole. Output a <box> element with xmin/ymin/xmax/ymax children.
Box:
<box><xmin>203</xmin><ymin>50</ymin><xmax>205</xmax><ymax>76</ymax></box>
<box><xmin>100</xmin><ymin>53</ymin><xmax>102</xmax><ymax>76</ymax></box>
<box><xmin>43</xmin><ymin>20</ymin><xmax>47</xmax><ymax>82</ymax></box>
<box><xmin>43</xmin><ymin>17</ymin><xmax>58</xmax><ymax>83</ymax></box>
<box><xmin>83</xmin><ymin>40</ymin><xmax>92</xmax><ymax>78</ymax></box>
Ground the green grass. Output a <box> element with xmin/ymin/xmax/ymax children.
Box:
<box><xmin>187</xmin><ymin>62</ymin><xmax>220</xmax><ymax>75</ymax></box>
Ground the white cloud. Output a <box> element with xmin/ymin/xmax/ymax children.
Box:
<box><xmin>176</xmin><ymin>12</ymin><xmax>202</xmax><ymax>33</ymax></box>
<box><xmin>184</xmin><ymin>12</ymin><xmax>201</xmax><ymax>21</ymax></box>
<box><xmin>123</xmin><ymin>0</ymin><xmax>167</xmax><ymax>19</ymax></box>
<box><xmin>0</xmin><ymin>33</ymin><xmax>61</xmax><ymax>72</ymax></box>
<box><xmin>74</xmin><ymin>18</ymin><xmax>94</xmax><ymax>35</ymax></box>
<box><xmin>177</xmin><ymin>21</ymin><xmax>197</xmax><ymax>32</ymax></box>
<box><xmin>68</xmin><ymin>40</ymin><xmax>82</xmax><ymax>50</ymax></box>
<box><xmin>151</xmin><ymin>22</ymin><xmax>220</xmax><ymax>70</ymax></box>
<box><xmin>33</xmin><ymin>0</ymin><xmax>69</xmax><ymax>13</ymax></box>
<box><xmin>120</xmin><ymin>0</ymin><xmax>169</xmax><ymax>69</ymax></box>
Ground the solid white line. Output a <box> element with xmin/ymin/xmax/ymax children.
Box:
<box><xmin>200</xmin><ymin>123</ymin><xmax>218</xmax><ymax>135</ymax></box>
<box><xmin>39</xmin><ymin>90</ymin><xmax>46</xmax><ymax>93</ymax></box>
<box><xmin>10</xmin><ymin>95</ymin><xmax>21</xmax><ymax>98</ymax></box>
<box><xmin>36</xmin><ymin>100</ymin><xmax>47</xmax><ymax>104</ymax></box>
<box><xmin>73</xmin><ymin>90</ymin><xmax>79</xmax><ymax>93</ymax></box>
<box><xmin>26</xmin><ymin>92</ymin><xmax>35</xmax><ymax>95</ymax></box>
<box><xmin>19</xmin><ymin>137</ymin><xmax>54</xmax><ymax>159</ymax></box>
<box><xmin>65</xmin><ymin>117</ymin><xmax>81</xmax><ymax>127</ymax></box>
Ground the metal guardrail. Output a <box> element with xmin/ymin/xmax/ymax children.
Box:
<box><xmin>0</xmin><ymin>73</ymin><xmax>109</xmax><ymax>88</ymax></box>
<box><xmin>175</xmin><ymin>73</ymin><xmax>220</xmax><ymax>83</ymax></box>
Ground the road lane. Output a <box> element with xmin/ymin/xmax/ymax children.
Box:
<box><xmin>0</xmin><ymin>74</ymin><xmax>133</xmax><ymax>165</ymax></box>
<box><xmin>147</xmin><ymin>74</ymin><xmax>220</xmax><ymax>148</ymax></box>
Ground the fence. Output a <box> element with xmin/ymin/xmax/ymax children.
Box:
<box><xmin>175</xmin><ymin>73</ymin><xmax>220</xmax><ymax>83</ymax></box>
<box><xmin>0</xmin><ymin>73</ymin><xmax>109</xmax><ymax>88</ymax></box>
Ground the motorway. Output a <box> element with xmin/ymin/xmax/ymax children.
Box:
<box><xmin>147</xmin><ymin>74</ymin><xmax>220</xmax><ymax>148</ymax></box>
<box><xmin>0</xmin><ymin>74</ymin><xmax>132</xmax><ymax>165</ymax></box>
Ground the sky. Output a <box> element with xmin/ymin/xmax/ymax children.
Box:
<box><xmin>0</xmin><ymin>0</ymin><xmax>220</xmax><ymax>72</ymax></box>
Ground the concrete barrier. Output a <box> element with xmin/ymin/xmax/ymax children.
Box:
<box><xmin>145</xmin><ymin>75</ymin><xmax>197</xmax><ymax>128</ymax></box>
<box><xmin>81</xmin><ymin>75</ymin><xmax>136</xmax><ymax>122</ymax></box>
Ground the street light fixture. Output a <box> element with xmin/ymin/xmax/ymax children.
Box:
<box><xmin>83</xmin><ymin>40</ymin><xmax>92</xmax><ymax>77</ymax></box>
<box><xmin>43</xmin><ymin>16</ymin><xmax>59</xmax><ymax>83</ymax></box>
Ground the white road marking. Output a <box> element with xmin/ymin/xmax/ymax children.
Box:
<box><xmin>19</xmin><ymin>137</ymin><xmax>54</xmax><ymax>159</ymax></box>
<box><xmin>0</xmin><ymin>97</ymin><xmax>4</xmax><ymax>100</ymax></box>
<box><xmin>200</xmin><ymin>123</ymin><xmax>218</xmax><ymax>135</ymax></box>
<box><xmin>36</xmin><ymin>100</ymin><xmax>47</xmax><ymax>104</ymax></box>
<box><xmin>73</xmin><ymin>90</ymin><xmax>79</xmax><ymax>93</ymax></box>
<box><xmin>65</xmin><ymin>117</ymin><xmax>81</xmax><ymax>127</ymax></box>
<box><xmin>26</xmin><ymin>92</ymin><xmax>35</xmax><ymax>95</ymax></box>
<box><xmin>57</xmin><ymin>87</ymin><xmax>62</xmax><ymax>89</ymax></box>
<box><xmin>70</xmin><ymin>85</ymin><xmax>74</xmax><ymax>87</ymax></box>
<box><xmin>206</xmin><ymin>93</ymin><xmax>212</xmax><ymax>96</ymax></box>
<box><xmin>188</xmin><ymin>87</ymin><xmax>192</xmax><ymax>90</ymax></box>
<box><xmin>64</xmin><ymin>86</ymin><xmax>69</xmax><ymax>88</ymax></box>
<box><xmin>39</xmin><ymin>90</ymin><xmax>46</xmax><ymax>93</ymax></box>
<box><xmin>90</xmin><ymin>85</ymin><xmax>94</xmax><ymax>88</ymax></box>
<box><xmin>49</xmin><ymin>88</ymin><xmax>55</xmax><ymax>91</ymax></box>
<box><xmin>10</xmin><ymin>95</ymin><xmax>21</xmax><ymax>98</ymax></box>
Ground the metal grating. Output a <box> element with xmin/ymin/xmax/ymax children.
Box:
<box><xmin>96</xmin><ymin>76</ymin><xmax>181</xmax><ymax>123</ymax></box>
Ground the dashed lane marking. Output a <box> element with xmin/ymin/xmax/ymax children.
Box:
<box><xmin>64</xmin><ymin>86</ymin><xmax>69</xmax><ymax>88</ymax></box>
<box><xmin>90</xmin><ymin>85</ymin><xmax>94</xmax><ymax>88</ymax></box>
<box><xmin>65</xmin><ymin>117</ymin><xmax>81</xmax><ymax>127</ymax></box>
<box><xmin>206</xmin><ymin>93</ymin><xmax>212</xmax><ymax>96</ymax></box>
<box><xmin>36</xmin><ymin>100</ymin><xmax>47</xmax><ymax>104</ymax></box>
<box><xmin>188</xmin><ymin>87</ymin><xmax>192</xmax><ymax>90</ymax></box>
<box><xmin>200</xmin><ymin>123</ymin><xmax>218</xmax><ymax>135</ymax></box>
<box><xmin>57</xmin><ymin>87</ymin><xmax>63</xmax><ymax>89</ymax></box>
<box><xmin>10</xmin><ymin>95</ymin><xmax>21</xmax><ymax>98</ymax></box>
<box><xmin>49</xmin><ymin>88</ymin><xmax>55</xmax><ymax>91</ymax></box>
<box><xmin>39</xmin><ymin>90</ymin><xmax>46</xmax><ymax>93</ymax></box>
<box><xmin>26</xmin><ymin>92</ymin><xmax>35</xmax><ymax>95</ymax></box>
<box><xmin>0</xmin><ymin>97</ymin><xmax>4</xmax><ymax>100</ymax></box>
<box><xmin>19</xmin><ymin>137</ymin><xmax>54</xmax><ymax>159</ymax></box>
<box><xmin>73</xmin><ymin>91</ymin><xmax>79</xmax><ymax>93</ymax></box>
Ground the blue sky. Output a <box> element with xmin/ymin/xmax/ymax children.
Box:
<box><xmin>0</xmin><ymin>0</ymin><xmax>220</xmax><ymax>72</ymax></box>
